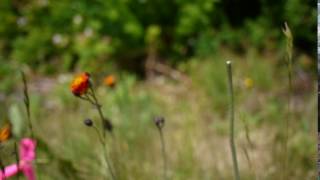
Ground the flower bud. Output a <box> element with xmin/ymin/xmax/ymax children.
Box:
<box><xmin>104</xmin><ymin>75</ymin><xmax>116</xmax><ymax>88</ymax></box>
<box><xmin>103</xmin><ymin>118</ymin><xmax>113</xmax><ymax>132</ymax></box>
<box><xmin>84</xmin><ymin>118</ymin><xmax>93</xmax><ymax>127</ymax></box>
<box><xmin>153</xmin><ymin>116</ymin><xmax>165</xmax><ymax>129</ymax></box>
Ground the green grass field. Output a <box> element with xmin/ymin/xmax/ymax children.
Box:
<box><xmin>0</xmin><ymin>48</ymin><xmax>315</xmax><ymax>180</ymax></box>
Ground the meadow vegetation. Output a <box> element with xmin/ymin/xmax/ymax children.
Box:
<box><xmin>0</xmin><ymin>1</ymin><xmax>316</xmax><ymax>180</ymax></box>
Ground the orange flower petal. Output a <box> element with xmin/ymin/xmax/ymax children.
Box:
<box><xmin>0</xmin><ymin>124</ymin><xmax>11</xmax><ymax>143</ymax></box>
<box><xmin>70</xmin><ymin>72</ymin><xmax>90</xmax><ymax>96</ymax></box>
<box><xmin>104</xmin><ymin>75</ymin><xmax>116</xmax><ymax>87</ymax></box>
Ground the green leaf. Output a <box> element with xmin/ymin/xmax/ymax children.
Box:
<box><xmin>9</xmin><ymin>104</ymin><xmax>25</xmax><ymax>138</ymax></box>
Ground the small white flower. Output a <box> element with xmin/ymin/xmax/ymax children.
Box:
<box><xmin>58</xmin><ymin>74</ymin><xmax>72</xmax><ymax>83</ymax></box>
<box><xmin>52</xmin><ymin>34</ymin><xmax>63</xmax><ymax>45</ymax></box>
<box><xmin>84</xmin><ymin>27</ymin><xmax>93</xmax><ymax>37</ymax></box>
<box><xmin>17</xmin><ymin>17</ymin><xmax>27</xmax><ymax>27</ymax></box>
<box><xmin>38</xmin><ymin>0</ymin><xmax>49</xmax><ymax>7</ymax></box>
<box><xmin>73</xmin><ymin>14</ymin><xmax>83</xmax><ymax>25</ymax></box>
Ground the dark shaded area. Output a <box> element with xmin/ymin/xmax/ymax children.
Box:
<box><xmin>223</xmin><ymin>0</ymin><xmax>262</xmax><ymax>26</ymax></box>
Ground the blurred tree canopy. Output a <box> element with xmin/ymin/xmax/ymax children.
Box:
<box><xmin>0</xmin><ymin>0</ymin><xmax>316</xmax><ymax>73</ymax></box>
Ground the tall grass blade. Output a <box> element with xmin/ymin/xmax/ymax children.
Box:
<box><xmin>20</xmin><ymin>71</ymin><xmax>34</xmax><ymax>138</ymax></box>
<box><xmin>282</xmin><ymin>22</ymin><xmax>293</xmax><ymax>180</ymax></box>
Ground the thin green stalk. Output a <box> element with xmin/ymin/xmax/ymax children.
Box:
<box><xmin>89</xmin><ymin>86</ymin><xmax>113</xmax><ymax>135</ymax></box>
<box><xmin>241</xmin><ymin>116</ymin><xmax>253</xmax><ymax>148</ymax></box>
<box><xmin>282</xmin><ymin>22</ymin><xmax>293</xmax><ymax>180</ymax></box>
<box><xmin>80</xmin><ymin>82</ymin><xmax>116</xmax><ymax>179</ymax></box>
<box><xmin>226</xmin><ymin>61</ymin><xmax>240</xmax><ymax>180</ymax></box>
<box><xmin>78</xmin><ymin>94</ymin><xmax>96</xmax><ymax>105</ymax></box>
<box><xmin>14</xmin><ymin>142</ymin><xmax>20</xmax><ymax>180</ymax></box>
<box><xmin>21</xmin><ymin>71</ymin><xmax>39</xmax><ymax>179</ymax></box>
<box><xmin>241</xmin><ymin>146</ymin><xmax>252</xmax><ymax>172</ymax></box>
<box><xmin>0</xmin><ymin>151</ymin><xmax>6</xmax><ymax>180</ymax></box>
<box><xmin>159</xmin><ymin>129</ymin><xmax>167</xmax><ymax>180</ymax></box>
<box><xmin>92</xmin><ymin>125</ymin><xmax>116</xmax><ymax>180</ymax></box>
<box><xmin>240</xmin><ymin>115</ymin><xmax>256</xmax><ymax>178</ymax></box>
<box><xmin>21</xmin><ymin>71</ymin><xmax>34</xmax><ymax>139</ymax></box>
<box><xmin>154</xmin><ymin>116</ymin><xmax>167</xmax><ymax>180</ymax></box>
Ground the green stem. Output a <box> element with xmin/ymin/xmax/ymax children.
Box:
<box><xmin>159</xmin><ymin>129</ymin><xmax>167</xmax><ymax>180</ymax></box>
<box><xmin>283</xmin><ymin>55</ymin><xmax>292</xmax><ymax>180</ymax></box>
<box><xmin>89</xmin><ymin>86</ymin><xmax>112</xmax><ymax>136</ymax></box>
<box><xmin>83</xmin><ymin>84</ymin><xmax>116</xmax><ymax>179</ymax></box>
<box><xmin>26</xmin><ymin>110</ymin><xmax>34</xmax><ymax>139</ymax></box>
<box><xmin>14</xmin><ymin>142</ymin><xmax>20</xmax><ymax>180</ymax></box>
<box><xmin>78</xmin><ymin>94</ymin><xmax>96</xmax><ymax>105</ymax></box>
<box><xmin>0</xmin><ymin>149</ymin><xmax>6</xmax><ymax>180</ymax></box>
<box><xmin>240</xmin><ymin>115</ymin><xmax>255</xmax><ymax>178</ymax></box>
<box><xmin>20</xmin><ymin>71</ymin><xmax>38</xmax><ymax>179</ymax></box>
<box><xmin>21</xmin><ymin>71</ymin><xmax>34</xmax><ymax>139</ymax></box>
<box><xmin>226</xmin><ymin>61</ymin><xmax>240</xmax><ymax>180</ymax></box>
<box><xmin>92</xmin><ymin>126</ymin><xmax>116</xmax><ymax>180</ymax></box>
<box><xmin>282</xmin><ymin>22</ymin><xmax>293</xmax><ymax>180</ymax></box>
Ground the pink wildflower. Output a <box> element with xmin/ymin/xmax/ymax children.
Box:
<box><xmin>0</xmin><ymin>138</ymin><xmax>36</xmax><ymax>180</ymax></box>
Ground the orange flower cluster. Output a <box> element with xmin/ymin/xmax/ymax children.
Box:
<box><xmin>70</xmin><ymin>72</ymin><xmax>90</xmax><ymax>96</ymax></box>
<box><xmin>104</xmin><ymin>75</ymin><xmax>116</xmax><ymax>88</ymax></box>
<box><xmin>0</xmin><ymin>123</ymin><xmax>11</xmax><ymax>143</ymax></box>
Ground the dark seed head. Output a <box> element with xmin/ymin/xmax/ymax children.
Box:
<box><xmin>103</xmin><ymin>118</ymin><xmax>113</xmax><ymax>132</ymax></box>
<box><xmin>84</xmin><ymin>118</ymin><xmax>93</xmax><ymax>127</ymax></box>
<box><xmin>154</xmin><ymin>116</ymin><xmax>165</xmax><ymax>129</ymax></box>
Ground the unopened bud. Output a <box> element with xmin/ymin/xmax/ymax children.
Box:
<box><xmin>84</xmin><ymin>118</ymin><xmax>93</xmax><ymax>127</ymax></box>
<box><xmin>154</xmin><ymin>116</ymin><xmax>165</xmax><ymax>129</ymax></box>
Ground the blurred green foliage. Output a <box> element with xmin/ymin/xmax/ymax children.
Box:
<box><xmin>0</xmin><ymin>0</ymin><xmax>315</xmax><ymax>74</ymax></box>
<box><xmin>0</xmin><ymin>48</ymin><xmax>315</xmax><ymax>179</ymax></box>
<box><xmin>0</xmin><ymin>1</ymin><xmax>316</xmax><ymax>179</ymax></box>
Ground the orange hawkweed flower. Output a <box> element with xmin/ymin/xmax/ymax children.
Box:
<box><xmin>0</xmin><ymin>123</ymin><xmax>11</xmax><ymax>143</ymax></box>
<box><xmin>70</xmin><ymin>72</ymin><xmax>90</xmax><ymax>96</ymax></box>
<box><xmin>104</xmin><ymin>75</ymin><xmax>116</xmax><ymax>88</ymax></box>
